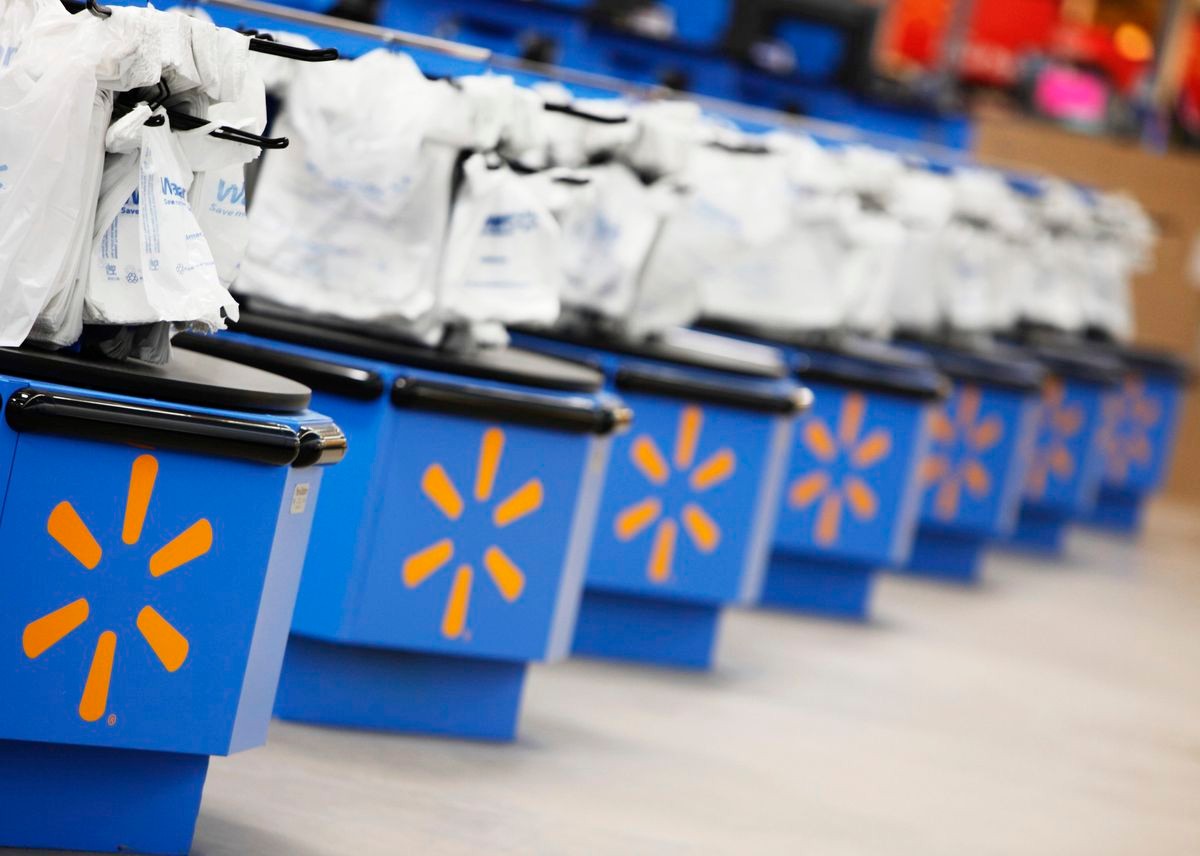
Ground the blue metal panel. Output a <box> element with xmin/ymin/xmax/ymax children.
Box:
<box><xmin>1084</xmin><ymin>486</ymin><xmax>1145</xmax><ymax>533</ymax></box>
<box><xmin>899</xmin><ymin>527</ymin><xmax>986</xmax><ymax>585</ymax></box>
<box><xmin>380</xmin><ymin>0</ymin><xmax>587</xmax><ymax>61</ymax></box>
<box><xmin>758</xmin><ymin>553</ymin><xmax>875</xmax><ymax>621</ymax></box>
<box><xmin>570</xmin><ymin>29</ymin><xmax>742</xmax><ymax>98</ymax></box>
<box><xmin>0</xmin><ymin>432</ymin><xmax>296</xmax><ymax>756</ymax></box>
<box><xmin>228</xmin><ymin>464</ymin><xmax>327</xmax><ymax>753</ymax></box>
<box><xmin>351</xmin><ymin>410</ymin><xmax>604</xmax><ymax>660</ymax></box>
<box><xmin>773</xmin><ymin>379</ymin><xmax>931</xmax><ymax>568</ymax></box>
<box><xmin>1005</xmin><ymin>373</ymin><xmax>1111</xmax><ymax>554</ymax></box>
<box><xmin>1083</xmin><ymin>369</ymin><xmax>1185</xmax><ymax>535</ymax></box>
<box><xmin>587</xmin><ymin>390</ymin><xmax>789</xmax><ymax>605</ymax></box>
<box><xmin>572</xmin><ymin>589</ymin><xmax>721</xmax><ymax>669</ymax></box>
<box><xmin>508</xmin><ymin>334</ymin><xmax>794</xmax><ymax>667</ymax></box>
<box><xmin>1096</xmin><ymin>372</ymin><xmax>1185</xmax><ymax>496</ymax></box>
<box><xmin>507</xmin><ymin>338</ymin><xmax>795</xmax><ymax>615</ymax></box>
<box><xmin>1020</xmin><ymin>375</ymin><xmax>1109</xmax><ymax>517</ymax></box>
<box><xmin>289</xmin><ymin>392</ymin><xmax>394</xmax><ymax>640</ymax></box>
<box><xmin>225</xmin><ymin>334</ymin><xmax>610</xmax><ymax>665</ymax></box>
<box><xmin>0</xmin><ymin>368</ymin><xmax>337</xmax><ymax>851</ymax></box>
<box><xmin>735</xmin><ymin>71</ymin><xmax>976</xmax><ymax>150</ymax></box>
<box><xmin>1009</xmin><ymin>505</ymin><xmax>1069</xmax><ymax>553</ymax></box>
<box><xmin>0</xmin><ymin>738</ymin><xmax>208</xmax><ymax>855</ymax></box>
<box><xmin>916</xmin><ymin>382</ymin><xmax>1041</xmax><ymax>539</ymax></box>
<box><xmin>660</xmin><ymin>0</ymin><xmax>731</xmax><ymax>46</ymax></box>
<box><xmin>275</xmin><ymin>635</ymin><xmax>527</xmax><ymax>740</ymax></box>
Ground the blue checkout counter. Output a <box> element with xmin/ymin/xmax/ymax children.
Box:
<box><xmin>894</xmin><ymin>337</ymin><xmax>1045</xmax><ymax>584</ymax></box>
<box><xmin>178</xmin><ymin>307</ymin><xmax>626</xmax><ymax>740</ymax></box>
<box><xmin>1004</xmin><ymin>339</ymin><xmax>1126</xmax><ymax>553</ymax></box>
<box><xmin>511</xmin><ymin>326</ymin><xmax>806</xmax><ymax>669</ymax></box>
<box><xmin>700</xmin><ymin>322</ymin><xmax>947</xmax><ymax>620</ymax></box>
<box><xmin>1084</xmin><ymin>343</ymin><xmax>1192</xmax><ymax>533</ymax></box>
<box><xmin>0</xmin><ymin>346</ymin><xmax>345</xmax><ymax>855</ymax></box>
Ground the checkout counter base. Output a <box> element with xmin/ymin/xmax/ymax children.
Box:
<box><xmin>274</xmin><ymin>635</ymin><xmax>527</xmax><ymax>742</ymax></box>
<box><xmin>759</xmin><ymin>553</ymin><xmax>876</xmax><ymax>621</ymax></box>
<box><xmin>896</xmin><ymin>527</ymin><xmax>986</xmax><ymax>584</ymax></box>
<box><xmin>0</xmin><ymin>737</ymin><xmax>208</xmax><ymax>854</ymax></box>
<box><xmin>1005</xmin><ymin>506</ymin><xmax>1070</xmax><ymax>554</ymax></box>
<box><xmin>571</xmin><ymin>588</ymin><xmax>722</xmax><ymax>671</ymax></box>
<box><xmin>1082</xmin><ymin>487</ymin><xmax>1146</xmax><ymax>535</ymax></box>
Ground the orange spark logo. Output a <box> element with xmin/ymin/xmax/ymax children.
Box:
<box><xmin>786</xmin><ymin>393</ymin><xmax>891</xmax><ymax>546</ymax></box>
<box><xmin>402</xmin><ymin>427</ymin><xmax>540</xmax><ymax>640</ymax></box>
<box><xmin>614</xmin><ymin>406</ymin><xmax>735</xmax><ymax>583</ymax></box>
<box><xmin>23</xmin><ymin>455</ymin><xmax>210</xmax><ymax>722</ymax></box>
<box><xmin>1100</xmin><ymin>378</ymin><xmax>1160</xmax><ymax>483</ymax></box>
<box><xmin>922</xmin><ymin>386</ymin><xmax>1004</xmax><ymax>519</ymax></box>
<box><xmin>1026</xmin><ymin>379</ymin><xmax>1084</xmax><ymax>499</ymax></box>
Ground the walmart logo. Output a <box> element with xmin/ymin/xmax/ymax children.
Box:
<box><xmin>614</xmin><ymin>406</ymin><xmax>735</xmax><ymax>583</ymax></box>
<box><xmin>787</xmin><ymin>393</ymin><xmax>891</xmax><ymax>546</ymax></box>
<box><xmin>215</xmin><ymin>178</ymin><xmax>245</xmax><ymax>206</ymax></box>
<box><xmin>1026</xmin><ymin>379</ymin><xmax>1083</xmax><ymax>499</ymax></box>
<box><xmin>923</xmin><ymin>386</ymin><xmax>1003</xmax><ymax>519</ymax></box>
<box><xmin>161</xmin><ymin>176</ymin><xmax>187</xmax><ymax>200</ymax></box>
<box><xmin>1099</xmin><ymin>378</ymin><xmax>1159</xmax><ymax>484</ymax></box>
<box><xmin>23</xmin><ymin>455</ymin><xmax>211</xmax><ymax>722</ymax></box>
<box><xmin>402</xmin><ymin>428</ymin><xmax>541</xmax><ymax>639</ymax></box>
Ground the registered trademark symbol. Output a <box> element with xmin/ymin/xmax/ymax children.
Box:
<box><xmin>107</xmin><ymin>714</ymin><xmax>117</xmax><ymax>726</ymax></box>
<box><xmin>463</xmin><ymin>629</ymin><xmax>472</xmax><ymax>642</ymax></box>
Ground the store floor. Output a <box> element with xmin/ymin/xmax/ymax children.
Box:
<box><xmin>18</xmin><ymin>503</ymin><xmax>1200</xmax><ymax>855</ymax></box>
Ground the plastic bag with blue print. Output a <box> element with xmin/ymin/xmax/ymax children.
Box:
<box><xmin>85</xmin><ymin>108</ymin><xmax>234</xmax><ymax>330</ymax></box>
<box><xmin>238</xmin><ymin>49</ymin><xmax>453</xmax><ymax>331</ymax></box>
<box><xmin>438</xmin><ymin>152</ymin><xmax>562</xmax><ymax>334</ymax></box>
<box><xmin>0</xmin><ymin>0</ymin><xmax>100</xmax><ymax>345</ymax></box>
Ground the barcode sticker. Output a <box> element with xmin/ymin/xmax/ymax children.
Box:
<box><xmin>291</xmin><ymin>483</ymin><xmax>311</xmax><ymax>515</ymax></box>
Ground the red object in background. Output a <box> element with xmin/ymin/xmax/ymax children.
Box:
<box><xmin>968</xmin><ymin>0</ymin><xmax>1059</xmax><ymax>76</ymax></box>
<box><xmin>888</xmin><ymin>0</ymin><xmax>950</xmax><ymax>67</ymax></box>
<box><xmin>1178</xmin><ymin>21</ymin><xmax>1200</xmax><ymax>138</ymax></box>
<box><xmin>886</xmin><ymin>0</ymin><xmax>1152</xmax><ymax>93</ymax></box>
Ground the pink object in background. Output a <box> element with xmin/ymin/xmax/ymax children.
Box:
<box><xmin>1034</xmin><ymin>65</ymin><xmax>1108</xmax><ymax>124</ymax></box>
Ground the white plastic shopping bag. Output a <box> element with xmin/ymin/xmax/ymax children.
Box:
<box><xmin>139</xmin><ymin>118</ymin><xmax>233</xmax><ymax>326</ymax></box>
<box><xmin>623</xmin><ymin>99</ymin><xmax>703</xmax><ymax>180</ymax></box>
<box><xmin>628</xmin><ymin>179</ymin><xmax>703</xmax><ymax>335</ymax></box>
<box><xmin>86</xmin><ymin>114</ymin><xmax>234</xmax><ymax>328</ymax></box>
<box><xmin>833</xmin><ymin>146</ymin><xmax>905</xmax><ymax>337</ymax></box>
<box><xmin>238</xmin><ymin>50</ymin><xmax>455</xmax><ymax>325</ymax></box>
<box><xmin>987</xmin><ymin>183</ymin><xmax>1036</xmax><ymax>332</ymax></box>
<box><xmin>557</xmin><ymin>162</ymin><xmax>663</xmax><ymax>320</ymax></box>
<box><xmin>1081</xmin><ymin>192</ymin><xmax>1156</xmax><ymax>340</ymax></box>
<box><xmin>0</xmin><ymin>0</ymin><xmax>48</xmax><ymax>68</ymax></box>
<box><xmin>438</xmin><ymin>153</ymin><xmax>561</xmax><ymax>327</ymax></box>
<box><xmin>887</xmin><ymin>169</ymin><xmax>954</xmax><ymax>333</ymax></box>
<box><xmin>934</xmin><ymin>170</ymin><xmax>1016</xmax><ymax>332</ymax></box>
<box><xmin>179</xmin><ymin>69</ymin><xmax>268</xmax><ymax>290</ymax></box>
<box><xmin>691</xmin><ymin>139</ymin><xmax>838</xmax><ymax>331</ymax></box>
<box><xmin>836</xmin><ymin>202</ymin><xmax>905</xmax><ymax>337</ymax></box>
<box><xmin>0</xmin><ymin>40</ymin><xmax>98</xmax><ymax>345</ymax></box>
<box><xmin>27</xmin><ymin>87</ymin><xmax>112</xmax><ymax>346</ymax></box>
<box><xmin>1015</xmin><ymin>180</ymin><xmax>1092</xmax><ymax>332</ymax></box>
